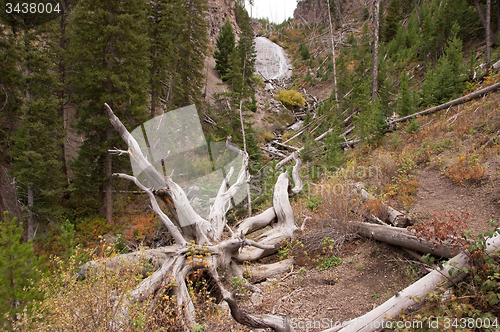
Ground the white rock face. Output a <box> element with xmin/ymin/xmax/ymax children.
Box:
<box><xmin>254</xmin><ymin>36</ymin><xmax>292</xmax><ymax>81</ymax></box>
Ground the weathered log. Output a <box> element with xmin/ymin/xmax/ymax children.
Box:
<box><xmin>354</xmin><ymin>183</ymin><xmax>410</xmax><ymax>227</ymax></box>
<box><xmin>271</xmin><ymin>140</ymin><xmax>300</xmax><ymax>151</ymax></box>
<box><xmin>482</xmin><ymin>128</ymin><xmax>500</xmax><ymax>150</ymax></box>
<box><xmin>388</xmin><ymin>82</ymin><xmax>500</xmax><ymax>126</ymax></box>
<box><xmin>353</xmin><ymin>222</ymin><xmax>456</xmax><ymax>258</ymax></box>
<box><xmin>77</xmin><ymin>249</ymin><xmax>168</xmax><ymax>279</ymax></box>
<box><xmin>323</xmin><ymin>232</ymin><xmax>500</xmax><ymax>332</ymax></box>
<box><xmin>246</xmin><ymin>258</ymin><xmax>294</xmax><ymax>283</ymax></box>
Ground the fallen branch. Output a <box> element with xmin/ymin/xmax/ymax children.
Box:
<box><xmin>353</xmin><ymin>221</ymin><xmax>456</xmax><ymax>258</ymax></box>
<box><xmin>388</xmin><ymin>82</ymin><xmax>500</xmax><ymax>126</ymax></box>
<box><xmin>354</xmin><ymin>183</ymin><xmax>410</xmax><ymax>227</ymax></box>
<box><xmin>482</xmin><ymin>128</ymin><xmax>500</xmax><ymax>150</ymax></box>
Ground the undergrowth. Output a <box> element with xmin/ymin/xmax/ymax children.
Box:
<box><xmin>393</xmin><ymin>220</ymin><xmax>500</xmax><ymax>332</ymax></box>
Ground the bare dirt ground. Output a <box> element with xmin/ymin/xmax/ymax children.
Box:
<box><xmin>208</xmin><ymin>165</ymin><xmax>500</xmax><ymax>332</ymax></box>
<box><xmin>410</xmin><ymin>164</ymin><xmax>500</xmax><ymax>235</ymax></box>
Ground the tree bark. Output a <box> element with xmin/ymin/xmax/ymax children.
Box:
<box><xmin>353</xmin><ymin>221</ymin><xmax>457</xmax><ymax>258</ymax></box>
<box><xmin>105</xmin><ymin>130</ymin><xmax>113</xmax><ymax>224</ymax></box>
<box><xmin>327</xmin><ymin>0</ymin><xmax>339</xmax><ymax>106</ymax></box>
<box><xmin>58</xmin><ymin>0</ymin><xmax>69</xmax><ymax>185</ymax></box>
<box><xmin>415</xmin><ymin>0</ymin><xmax>422</xmax><ymax>27</ymax></box>
<box><xmin>487</xmin><ymin>0</ymin><xmax>492</xmax><ymax>69</ymax></box>
<box><xmin>474</xmin><ymin>0</ymin><xmax>498</xmax><ymax>45</ymax></box>
<box><xmin>27</xmin><ymin>185</ymin><xmax>34</xmax><ymax>241</ymax></box>
<box><xmin>372</xmin><ymin>0</ymin><xmax>380</xmax><ymax>102</ymax></box>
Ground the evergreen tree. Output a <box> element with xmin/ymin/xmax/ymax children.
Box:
<box><xmin>10</xmin><ymin>23</ymin><xmax>66</xmax><ymax>239</ymax></box>
<box><xmin>384</xmin><ymin>0</ymin><xmax>403</xmax><ymax>42</ymax></box>
<box><xmin>214</xmin><ymin>19</ymin><xmax>236</xmax><ymax>79</ymax></box>
<box><xmin>224</xmin><ymin>49</ymin><xmax>245</xmax><ymax>94</ymax></box>
<box><xmin>168</xmin><ymin>0</ymin><xmax>209</xmax><ymax>109</ymax></box>
<box><xmin>0</xmin><ymin>25</ymin><xmax>22</xmax><ymax>158</ymax></box>
<box><xmin>148</xmin><ymin>0</ymin><xmax>208</xmax><ymax>112</ymax></box>
<box><xmin>148</xmin><ymin>0</ymin><xmax>179</xmax><ymax>115</ymax></box>
<box><xmin>0</xmin><ymin>211</ymin><xmax>43</xmax><ymax>328</ymax></box>
<box><xmin>324</xmin><ymin>111</ymin><xmax>344</xmax><ymax>167</ymax></box>
<box><xmin>235</xmin><ymin>0</ymin><xmax>256</xmax><ymax>87</ymax></box>
<box><xmin>67</xmin><ymin>0</ymin><xmax>150</xmax><ymax>221</ymax></box>
<box><xmin>398</xmin><ymin>71</ymin><xmax>415</xmax><ymax>117</ymax></box>
<box><xmin>423</xmin><ymin>23</ymin><xmax>465</xmax><ymax>105</ymax></box>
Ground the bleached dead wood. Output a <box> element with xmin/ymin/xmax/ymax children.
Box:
<box><xmin>353</xmin><ymin>183</ymin><xmax>410</xmax><ymax>227</ymax></box>
<box><xmin>95</xmin><ymin>103</ymin><xmax>302</xmax><ymax>331</ymax></box>
<box><xmin>388</xmin><ymin>82</ymin><xmax>500</xmax><ymax>126</ymax></box>
<box><xmin>353</xmin><ymin>222</ymin><xmax>456</xmax><ymax>258</ymax></box>
<box><xmin>323</xmin><ymin>233</ymin><xmax>500</xmax><ymax>332</ymax></box>
<box><xmin>482</xmin><ymin>128</ymin><xmax>500</xmax><ymax>150</ymax></box>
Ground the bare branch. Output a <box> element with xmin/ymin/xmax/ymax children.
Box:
<box><xmin>113</xmin><ymin>173</ymin><xmax>186</xmax><ymax>245</ymax></box>
<box><xmin>208</xmin><ymin>268</ymin><xmax>295</xmax><ymax>332</ymax></box>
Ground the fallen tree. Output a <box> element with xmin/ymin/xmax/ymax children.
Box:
<box><xmin>323</xmin><ymin>231</ymin><xmax>500</xmax><ymax>332</ymax></box>
<box><xmin>353</xmin><ymin>183</ymin><xmax>411</xmax><ymax>227</ymax></box>
<box><xmin>78</xmin><ymin>103</ymin><xmax>304</xmax><ymax>331</ymax></box>
<box><xmin>387</xmin><ymin>82</ymin><xmax>500</xmax><ymax>126</ymax></box>
<box><xmin>353</xmin><ymin>221</ymin><xmax>457</xmax><ymax>258</ymax></box>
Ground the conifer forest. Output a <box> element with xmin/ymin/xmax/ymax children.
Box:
<box><xmin>2</xmin><ymin>0</ymin><xmax>500</xmax><ymax>331</ymax></box>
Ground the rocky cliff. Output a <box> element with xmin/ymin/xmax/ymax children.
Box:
<box><xmin>294</xmin><ymin>0</ymin><xmax>329</xmax><ymax>25</ymax></box>
<box><xmin>206</xmin><ymin>0</ymin><xmax>238</xmax><ymax>44</ymax></box>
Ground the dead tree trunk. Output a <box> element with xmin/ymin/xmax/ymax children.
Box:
<box><xmin>487</xmin><ymin>0</ymin><xmax>492</xmax><ymax>69</ymax></box>
<box><xmin>80</xmin><ymin>103</ymin><xmax>304</xmax><ymax>331</ymax></box>
<box><xmin>353</xmin><ymin>183</ymin><xmax>410</xmax><ymax>227</ymax></box>
<box><xmin>372</xmin><ymin>0</ymin><xmax>380</xmax><ymax>102</ymax></box>
<box><xmin>353</xmin><ymin>221</ymin><xmax>456</xmax><ymax>258</ymax></box>
<box><xmin>387</xmin><ymin>82</ymin><xmax>500</xmax><ymax>126</ymax></box>
<box><xmin>474</xmin><ymin>0</ymin><xmax>498</xmax><ymax>45</ymax></box>
<box><xmin>326</xmin><ymin>0</ymin><xmax>339</xmax><ymax>105</ymax></box>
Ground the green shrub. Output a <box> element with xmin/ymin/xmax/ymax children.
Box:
<box><xmin>406</xmin><ymin>120</ymin><xmax>420</xmax><ymax>133</ymax></box>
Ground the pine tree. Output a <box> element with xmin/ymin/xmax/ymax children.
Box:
<box><xmin>0</xmin><ymin>25</ymin><xmax>22</xmax><ymax>158</ymax></box>
<box><xmin>68</xmin><ymin>0</ymin><xmax>150</xmax><ymax>221</ymax></box>
<box><xmin>214</xmin><ymin>19</ymin><xmax>236</xmax><ymax>79</ymax></box>
<box><xmin>0</xmin><ymin>211</ymin><xmax>43</xmax><ymax>328</ymax></box>
<box><xmin>148</xmin><ymin>0</ymin><xmax>208</xmax><ymax>112</ymax></box>
<box><xmin>235</xmin><ymin>0</ymin><xmax>256</xmax><ymax>88</ymax></box>
<box><xmin>423</xmin><ymin>23</ymin><xmax>465</xmax><ymax>105</ymax></box>
<box><xmin>384</xmin><ymin>0</ymin><xmax>403</xmax><ymax>42</ymax></box>
<box><xmin>168</xmin><ymin>0</ymin><xmax>209</xmax><ymax>109</ymax></box>
<box><xmin>398</xmin><ymin>71</ymin><xmax>414</xmax><ymax>117</ymax></box>
<box><xmin>10</xmin><ymin>22</ymin><xmax>66</xmax><ymax>239</ymax></box>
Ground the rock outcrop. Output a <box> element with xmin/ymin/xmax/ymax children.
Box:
<box><xmin>293</xmin><ymin>0</ymin><xmax>329</xmax><ymax>25</ymax></box>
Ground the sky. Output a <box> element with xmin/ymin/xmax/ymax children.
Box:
<box><xmin>245</xmin><ymin>0</ymin><xmax>298</xmax><ymax>24</ymax></box>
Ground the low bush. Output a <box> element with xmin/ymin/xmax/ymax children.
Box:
<box><xmin>445</xmin><ymin>154</ymin><xmax>486</xmax><ymax>186</ymax></box>
<box><xmin>275</xmin><ymin>89</ymin><xmax>306</xmax><ymax>109</ymax></box>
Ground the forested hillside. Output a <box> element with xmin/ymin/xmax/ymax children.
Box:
<box><xmin>1</xmin><ymin>0</ymin><xmax>500</xmax><ymax>331</ymax></box>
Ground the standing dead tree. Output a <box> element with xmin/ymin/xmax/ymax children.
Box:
<box><xmin>80</xmin><ymin>103</ymin><xmax>303</xmax><ymax>331</ymax></box>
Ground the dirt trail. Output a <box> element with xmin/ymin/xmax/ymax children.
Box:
<box><xmin>410</xmin><ymin>167</ymin><xmax>500</xmax><ymax>235</ymax></box>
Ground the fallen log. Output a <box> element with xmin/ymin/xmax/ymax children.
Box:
<box><xmin>388</xmin><ymin>82</ymin><xmax>500</xmax><ymax>126</ymax></box>
<box><xmin>323</xmin><ymin>232</ymin><xmax>500</xmax><ymax>332</ymax></box>
<box><xmin>353</xmin><ymin>221</ymin><xmax>456</xmax><ymax>258</ymax></box>
<box><xmin>482</xmin><ymin>128</ymin><xmax>500</xmax><ymax>150</ymax></box>
<box><xmin>354</xmin><ymin>183</ymin><xmax>411</xmax><ymax>227</ymax></box>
